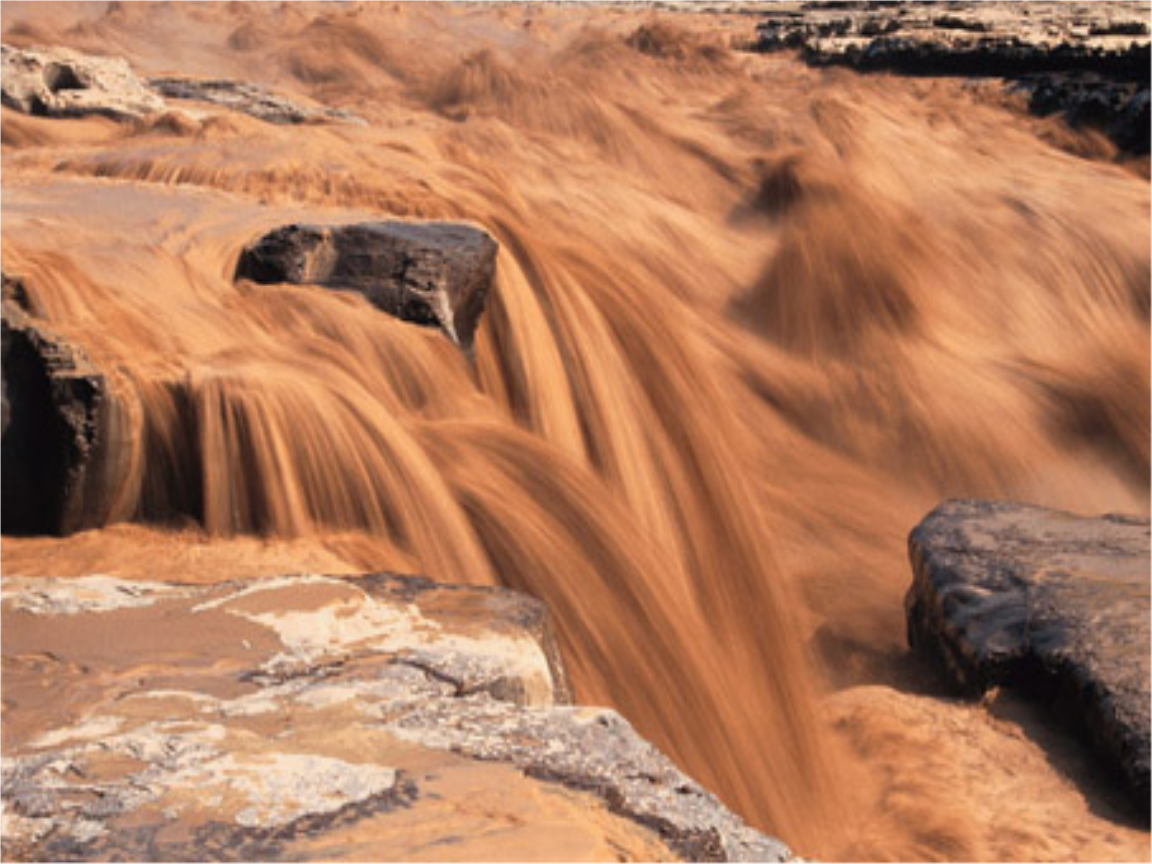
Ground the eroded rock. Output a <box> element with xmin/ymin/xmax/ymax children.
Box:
<box><xmin>1</xmin><ymin>573</ymin><xmax>786</xmax><ymax>861</ymax></box>
<box><xmin>235</xmin><ymin>222</ymin><xmax>498</xmax><ymax>349</ymax></box>
<box><xmin>147</xmin><ymin>77</ymin><xmax>363</xmax><ymax>126</ymax></box>
<box><xmin>0</xmin><ymin>44</ymin><xmax>164</xmax><ymax>121</ymax></box>
<box><xmin>905</xmin><ymin>499</ymin><xmax>1151</xmax><ymax>812</ymax></box>
<box><xmin>1</xmin><ymin>273</ymin><xmax>114</xmax><ymax>536</ymax></box>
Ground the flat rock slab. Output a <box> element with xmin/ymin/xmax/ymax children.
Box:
<box><xmin>235</xmin><ymin>222</ymin><xmax>498</xmax><ymax>350</ymax></box>
<box><xmin>906</xmin><ymin>499</ymin><xmax>1151</xmax><ymax>812</ymax></box>
<box><xmin>1</xmin><ymin>573</ymin><xmax>788</xmax><ymax>862</ymax></box>
<box><xmin>147</xmin><ymin>78</ymin><xmax>363</xmax><ymax>126</ymax></box>
<box><xmin>1</xmin><ymin>44</ymin><xmax>164</xmax><ymax>121</ymax></box>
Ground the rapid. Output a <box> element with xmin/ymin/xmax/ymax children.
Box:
<box><xmin>1</xmin><ymin>3</ymin><xmax>1149</xmax><ymax>860</ymax></box>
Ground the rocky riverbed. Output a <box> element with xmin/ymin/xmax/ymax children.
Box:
<box><xmin>748</xmin><ymin>1</ymin><xmax>1151</xmax><ymax>154</ymax></box>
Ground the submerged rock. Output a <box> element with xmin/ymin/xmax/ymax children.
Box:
<box><xmin>147</xmin><ymin>77</ymin><xmax>363</xmax><ymax>126</ymax></box>
<box><xmin>0</xmin><ymin>44</ymin><xmax>164</xmax><ymax>121</ymax></box>
<box><xmin>235</xmin><ymin>222</ymin><xmax>498</xmax><ymax>350</ymax></box>
<box><xmin>905</xmin><ymin>499</ymin><xmax>1151</xmax><ymax>812</ymax></box>
<box><xmin>1</xmin><ymin>572</ymin><xmax>789</xmax><ymax>862</ymax></box>
<box><xmin>1</xmin><ymin>273</ymin><xmax>113</xmax><ymax>536</ymax></box>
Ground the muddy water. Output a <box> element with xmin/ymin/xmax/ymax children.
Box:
<box><xmin>1</xmin><ymin>3</ymin><xmax>1149</xmax><ymax>860</ymax></box>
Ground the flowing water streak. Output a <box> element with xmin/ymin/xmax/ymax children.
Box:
<box><xmin>1</xmin><ymin>3</ymin><xmax>1149</xmax><ymax>859</ymax></box>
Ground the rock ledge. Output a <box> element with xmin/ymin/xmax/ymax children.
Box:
<box><xmin>1</xmin><ymin>572</ymin><xmax>789</xmax><ymax>861</ymax></box>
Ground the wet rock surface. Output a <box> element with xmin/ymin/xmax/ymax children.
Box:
<box><xmin>0</xmin><ymin>44</ymin><xmax>164</xmax><ymax>121</ymax></box>
<box><xmin>906</xmin><ymin>499</ymin><xmax>1151</xmax><ymax>813</ymax></box>
<box><xmin>749</xmin><ymin>2</ymin><xmax>1152</xmax><ymax>153</ymax></box>
<box><xmin>1</xmin><ymin>273</ymin><xmax>113</xmax><ymax>536</ymax></box>
<box><xmin>147</xmin><ymin>77</ymin><xmax>363</xmax><ymax>126</ymax></box>
<box><xmin>235</xmin><ymin>222</ymin><xmax>498</xmax><ymax>350</ymax></box>
<box><xmin>1</xmin><ymin>573</ymin><xmax>787</xmax><ymax>862</ymax></box>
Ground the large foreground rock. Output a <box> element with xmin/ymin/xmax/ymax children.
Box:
<box><xmin>0</xmin><ymin>44</ymin><xmax>164</xmax><ymax>121</ymax></box>
<box><xmin>1</xmin><ymin>573</ymin><xmax>790</xmax><ymax>862</ymax></box>
<box><xmin>1</xmin><ymin>274</ymin><xmax>113</xmax><ymax>536</ymax></box>
<box><xmin>749</xmin><ymin>2</ymin><xmax>1151</xmax><ymax>154</ymax></box>
<box><xmin>905</xmin><ymin>499</ymin><xmax>1150</xmax><ymax>812</ymax></box>
<box><xmin>235</xmin><ymin>223</ymin><xmax>498</xmax><ymax>350</ymax></box>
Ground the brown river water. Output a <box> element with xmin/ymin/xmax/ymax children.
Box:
<box><xmin>1</xmin><ymin>3</ymin><xmax>1149</xmax><ymax>860</ymax></box>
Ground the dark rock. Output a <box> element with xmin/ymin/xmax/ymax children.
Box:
<box><xmin>147</xmin><ymin>77</ymin><xmax>363</xmax><ymax>126</ymax></box>
<box><xmin>235</xmin><ymin>222</ymin><xmax>498</xmax><ymax>350</ymax></box>
<box><xmin>790</xmin><ymin>31</ymin><xmax>1151</xmax><ymax>80</ymax></box>
<box><xmin>1017</xmin><ymin>75</ymin><xmax>1151</xmax><ymax>154</ymax></box>
<box><xmin>1</xmin><ymin>44</ymin><xmax>164</xmax><ymax>120</ymax></box>
<box><xmin>0</xmin><ymin>273</ymin><xmax>31</xmax><ymax>436</ymax></box>
<box><xmin>1</xmin><ymin>273</ymin><xmax>113</xmax><ymax>535</ymax></box>
<box><xmin>1119</xmin><ymin>89</ymin><xmax>1152</xmax><ymax>153</ymax></box>
<box><xmin>932</xmin><ymin>15</ymin><xmax>991</xmax><ymax>33</ymax></box>
<box><xmin>859</xmin><ymin>17</ymin><xmax>901</xmax><ymax>37</ymax></box>
<box><xmin>905</xmin><ymin>499</ymin><xmax>1151</xmax><ymax>813</ymax></box>
<box><xmin>1089</xmin><ymin>21</ymin><xmax>1151</xmax><ymax>37</ymax></box>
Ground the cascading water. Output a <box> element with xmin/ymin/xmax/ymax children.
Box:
<box><xmin>2</xmin><ymin>3</ymin><xmax>1148</xmax><ymax>859</ymax></box>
